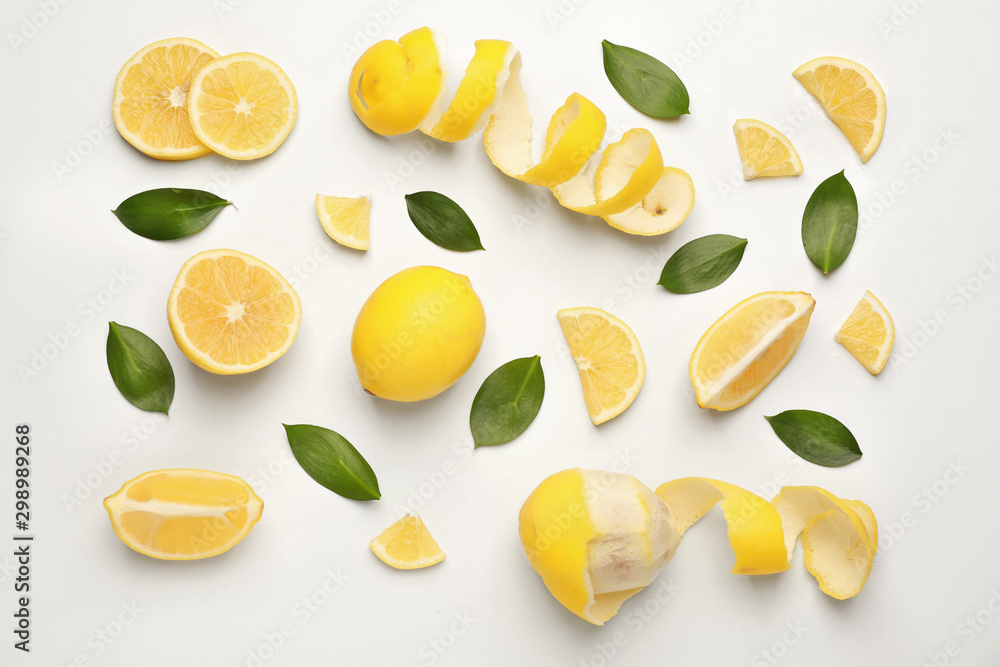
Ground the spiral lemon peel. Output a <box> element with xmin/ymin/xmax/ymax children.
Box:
<box><xmin>348</xmin><ymin>27</ymin><xmax>694</xmax><ymax>236</ymax></box>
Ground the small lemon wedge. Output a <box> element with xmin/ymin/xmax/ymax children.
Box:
<box><xmin>104</xmin><ymin>469</ymin><xmax>263</xmax><ymax>560</ymax></box>
<box><xmin>370</xmin><ymin>515</ymin><xmax>445</xmax><ymax>569</ymax></box>
<box><xmin>187</xmin><ymin>52</ymin><xmax>297</xmax><ymax>159</ymax></box>
<box><xmin>835</xmin><ymin>290</ymin><xmax>894</xmax><ymax>374</ymax></box>
<box><xmin>732</xmin><ymin>119</ymin><xmax>803</xmax><ymax>179</ymax></box>
<box><xmin>316</xmin><ymin>194</ymin><xmax>370</xmax><ymax>250</ymax></box>
<box><xmin>794</xmin><ymin>56</ymin><xmax>886</xmax><ymax>163</ymax></box>
<box><xmin>557</xmin><ymin>307</ymin><xmax>645</xmax><ymax>425</ymax></box>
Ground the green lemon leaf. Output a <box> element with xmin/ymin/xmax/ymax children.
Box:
<box><xmin>283</xmin><ymin>424</ymin><xmax>380</xmax><ymax>501</ymax></box>
<box><xmin>801</xmin><ymin>171</ymin><xmax>858</xmax><ymax>274</ymax></box>
<box><xmin>658</xmin><ymin>234</ymin><xmax>748</xmax><ymax>293</ymax></box>
<box><xmin>601</xmin><ymin>40</ymin><xmax>690</xmax><ymax>118</ymax></box>
<box><xmin>106</xmin><ymin>322</ymin><xmax>175</xmax><ymax>414</ymax></box>
<box><xmin>404</xmin><ymin>191</ymin><xmax>485</xmax><ymax>252</ymax></box>
<box><xmin>764</xmin><ymin>410</ymin><xmax>862</xmax><ymax>467</ymax></box>
<box><xmin>112</xmin><ymin>188</ymin><xmax>232</xmax><ymax>240</ymax></box>
<box><xmin>471</xmin><ymin>356</ymin><xmax>545</xmax><ymax>448</ymax></box>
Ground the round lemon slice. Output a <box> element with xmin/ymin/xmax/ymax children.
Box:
<box><xmin>370</xmin><ymin>515</ymin><xmax>445</xmax><ymax>569</ymax></box>
<box><xmin>557</xmin><ymin>307</ymin><xmax>645</xmax><ymax>425</ymax></box>
<box><xmin>689</xmin><ymin>291</ymin><xmax>815</xmax><ymax>411</ymax></box>
<box><xmin>835</xmin><ymin>290</ymin><xmax>894</xmax><ymax>374</ymax></box>
<box><xmin>794</xmin><ymin>56</ymin><xmax>886</xmax><ymax>163</ymax></box>
<box><xmin>112</xmin><ymin>37</ymin><xmax>220</xmax><ymax>160</ymax></box>
<box><xmin>104</xmin><ymin>469</ymin><xmax>263</xmax><ymax>560</ymax></box>
<box><xmin>167</xmin><ymin>249</ymin><xmax>302</xmax><ymax>374</ymax></box>
<box><xmin>732</xmin><ymin>119</ymin><xmax>804</xmax><ymax>179</ymax></box>
<box><xmin>188</xmin><ymin>52</ymin><xmax>297</xmax><ymax>159</ymax></box>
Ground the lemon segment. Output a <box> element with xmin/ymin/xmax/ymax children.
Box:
<box><xmin>794</xmin><ymin>57</ymin><xmax>886</xmax><ymax>163</ymax></box>
<box><xmin>112</xmin><ymin>37</ymin><xmax>219</xmax><ymax>160</ymax></box>
<box><xmin>103</xmin><ymin>469</ymin><xmax>263</xmax><ymax>560</ymax></box>
<box><xmin>689</xmin><ymin>291</ymin><xmax>815</xmax><ymax>411</ymax></box>
<box><xmin>655</xmin><ymin>478</ymin><xmax>791</xmax><ymax>575</ymax></box>
<box><xmin>187</xmin><ymin>52</ymin><xmax>297</xmax><ymax>160</ymax></box>
<box><xmin>351</xmin><ymin>266</ymin><xmax>485</xmax><ymax>402</ymax></box>
<box><xmin>519</xmin><ymin>469</ymin><xmax>680</xmax><ymax>625</ymax></box>
<box><xmin>167</xmin><ymin>249</ymin><xmax>302</xmax><ymax>375</ymax></box>
<box><xmin>370</xmin><ymin>515</ymin><xmax>446</xmax><ymax>569</ymax></box>
<box><xmin>732</xmin><ymin>119</ymin><xmax>804</xmax><ymax>179</ymax></box>
<box><xmin>835</xmin><ymin>290</ymin><xmax>894</xmax><ymax>374</ymax></box>
<box><xmin>771</xmin><ymin>486</ymin><xmax>877</xmax><ymax>600</ymax></box>
<box><xmin>557</xmin><ymin>307</ymin><xmax>645</xmax><ymax>425</ymax></box>
<box><xmin>316</xmin><ymin>194</ymin><xmax>370</xmax><ymax>250</ymax></box>
<box><xmin>349</xmin><ymin>27</ymin><xmax>445</xmax><ymax>136</ymax></box>
<box><xmin>603</xmin><ymin>167</ymin><xmax>695</xmax><ymax>235</ymax></box>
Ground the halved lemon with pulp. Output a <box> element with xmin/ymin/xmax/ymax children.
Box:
<box><xmin>370</xmin><ymin>515</ymin><xmax>446</xmax><ymax>569</ymax></box>
<box><xmin>732</xmin><ymin>119</ymin><xmax>803</xmax><ymax>179</ymax></box>
<box><xmin>167</xmin><ymin>249</ymin><xmax>301</xmax><ymax>374</ymax></box>
<box><xmin>104</xmin><ymin>469</ymin><xmax>263</xmax><ymax>560</ymax></box>
<box><xmin>187</xmin><ymin>52</ymin><xmax>297</xmax><ymax>159</ymax></box>
<box><xmin>557</xmin><ymin>307</ymin><xmax>644</xmax><ymax>425</ymax></box>
<box><xmin>835</xmin><ymin>290</ymin><xmax>894</xmax><ymax>374</ymax></box>
<box><xmin>794</xmin><ymin>56</ymin><xmax>886</xmax><ymax>163</ymax></box>
<box><xmin>316</xmin><ymin>194</ymin><xmax>370</xmax><ymax>250</ymax></box>
<box><xmin>112</xmin><ymin>37</ymin><xmax>220</xmax><ymax>160</ymax></box>
<box><xmin>690</xmin><ymin>291</ymin><xmax>815</xmax><ymax>410</ymax></box>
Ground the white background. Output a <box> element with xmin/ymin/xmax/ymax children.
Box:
<box><xmin>2</xmin><ymin>0</ymin><xmax>999</xmax><ymax>665</ymax></box>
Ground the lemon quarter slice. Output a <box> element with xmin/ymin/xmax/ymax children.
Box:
<box><xmin>188</xmin><ymin>52</ymin><xmax>297</xmax><ymax>159</ymax></box>
<box><xmin>732</xmin><ymin>119</ymin><xmax>803</xmax><ymax>179</ymax></box>
<box><xmin>316</xmin><ymin>194</ymin><xmax>370</xmax><ymax>250</ymax></box>
<box><xmin>557</xmin><ymin>307</ymin><xmax>645</xmax><ymax>425</ymax></box>
<box><xmin>104</xmin><ymin>469</ymin><xmax>263</xmax><ymax>560</ymax></box>
<box><xmin>167</xmin><ymin>249</ymin><xmax>301</xmax><ymax>374</ymax></box>
<box><xmin>370</xmin><ymin>515</ymin><xmax>446</xmax><ymax>569</ymax></box>
<box><xmin>835</xmin><ymin>290</ymin><xmax>894</xmax><ymax>374</ymax></box>
<box><xmin>794</xmin><ymin>56</ymin><xmax>886</xmax><ymax>163</ymax></box>
<box><xmin>112</xmin><ymin>37</ymin><xmax>219</xmax><ymax>160</ymax></box>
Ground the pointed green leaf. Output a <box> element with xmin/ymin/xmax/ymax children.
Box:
<box><xmin>471</xmin><ymin>356</ymin><xmax>545</xmax><ymax>448</ymax></box>
<box><xmin>283</xmin><ymin>424</ymin><xmax>380</xmax><ymax>500</ymax></box>
<box><xmin>764</xmin><ymin>410</ymin><xmax>862</xmax><ymax>467</ymax></box>
<box><xmin>404</xmin><ymin>191</ymin><xmax>485</xmax><ymax>252</ymax></box>
<box><xmin>658</xmin><ymin>234</ymin><xmax>748</xmax><ymax>293</ymax></box>
<box><xmin>106</xmin><ymin>322</ymin><xmax>174</xmax><ymax>414</ymax></box>
<box><xmin>801</xmin><ymin>171</ymin><xmax>858</xmax><ymax>274</ymax></box>
<box><xmin>602</xmin><ymin>40</ymin><xmax>690</xmax><ymax>117</ymax></box>
<box><xmin>112</xmin><ymin>188</ymin><xmax>232</xmax><ymax>240</ymax></box>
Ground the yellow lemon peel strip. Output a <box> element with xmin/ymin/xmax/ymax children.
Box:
<box><xmin>348</xmin><ymin>27</ymin><xmax>693</xmax><ymax>235</ymax></box>
<box><xmin>655</xmin><ymin>478</ymin><xmax>791</xmax><ymax>575</ymax></box>
<box><xmin>655</xmin><ymin>478</ymin><xmax>877</xmax><ymax>599</ymax></box>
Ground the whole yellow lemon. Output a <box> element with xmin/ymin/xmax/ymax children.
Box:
<box><xmin>351</xmin><ymin>266</ymin><xmax>486</xmax><ymax>402</ymax></box>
